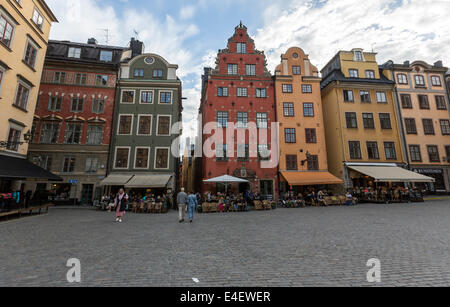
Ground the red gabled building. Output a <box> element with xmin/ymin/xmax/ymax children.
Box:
<box><xmin>199</xmin><ymin>23</ymin><xmax>278</xmax><ymax>199</ymax></box>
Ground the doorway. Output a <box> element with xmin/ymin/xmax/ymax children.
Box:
<box><xmin>259</xmin><ymin>180</ymin><xmax>274</xmax><ymax>199</ymax></box>
<box><xmin>81</xmin><ymin>184</ymin><xmax>94</xmax><ymax>205</ymax></box>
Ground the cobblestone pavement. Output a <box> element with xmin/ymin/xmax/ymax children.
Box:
<box><xmin>0</xmin><ymin>201</ymin><xmax>449</xmax><ymax>287</ymax></box>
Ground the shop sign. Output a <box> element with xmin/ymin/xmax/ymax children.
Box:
<box><xmin>413</xmin><ymin>169</ymin><xmax>443</xmax><ymax>175</ymax></box>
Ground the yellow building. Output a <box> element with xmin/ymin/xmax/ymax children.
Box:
<box><xmin>0</xmin><ymin>0</ymin><xmax>58</xmax><ymax>192</ymax></box>
<box><xmin>274</xmin><ymin>47</ymin><xmax>342</xmax><ymax>194</ymax></box>
<box><xmin>321</xmin><ymin>49</ymin><xmax>432</xmax><ymax>189</ymax></box>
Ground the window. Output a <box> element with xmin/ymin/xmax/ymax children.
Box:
<box><xmin>257</xmin><ymin>113</ymin><xmax>268</xmax><ymax>129</ymax></box>
<box><xmin>440</xmin><ymin>119</ymin><xmax>450</xmax><ymax>135</ymax></box>
<box><xmin>405</xmin><ymin>118</ymin><xmax>417</xmax><ymax>134</ymax></box>
<box><xmin>379</xmin><ymin>113</ymin><xmax>392</xmax><ymax>129</ymax></box>
<box><xmin>216</xmin><ymin>144</ymin><xmax>228</xmax><ymax>161</ymax></box>
<box><xmin>24</xmin><ymin>41</ymin><xmax>38</xmax><ymax>68</ymax></box>
<box><xmin>114</xmin><ymin>148</ymin><xmax>130</xmax><ymax>169</ymax></box>
<box><xmin>159</xmin><ymin>91</ymin><xmax>172</xmax><ymax>104</ymax></box>
<box><xmin>14</xmin><ymin>83</ymin><xmax>30</xmax><ymax>110</ymax></box>
<box><xmin>343</xmin><ymin>90</ymin><xmax>354</xmax><ymax>102</ymax></box>
<box><xmin>68</xmin><ymin>47</ymin><xmax>81</xmax><ymax>58</ymax></box>
<box><xmin>32</xmin><ymin>8</ymin><xmax>44</xmax><ymax>29</ymax></box>
<box><xmin>360</xmin><ymin>91</ymin><xmax>371</xmax><ymax>103</ymax></box>
<box><xmin>40</xmin><ymin>122</ymin><xmax>60</xmax><ymax>144</ymax></box>
<box><xmin>415</xmin><ymin>75</ymin><xmax>425</xmax><ymax>87</ymax></box>
<box><xmin>446</xmin><ymin>146</ymin><xmax>450</xmax><ymax>161</ymax></box>
<box><xmin>35</xmin><ymin>155</ymin><xmax>52</xmax><ymax>171</ymax></box>
<box><xmin>92</xmin><ymin>99</ymin><xmax>105</xmax><ymax>114</ymax></box>
<box><xmin>64</xmin><ymin>123</ymin><xmax>82</xmax><ymax>144</ymax></box>
<box><xmin>62</xmin><ymin>157</ymin><xmax>76</xmax><ymax>173</ymax></box>
<box><xmin>349</xmin><ymin>141</ymin><xmax>362</xmax><ymax>159</ymax></box>
<box><xmin>227</xmin><ymin>64</ymin><xmax>238</xmax><ymax>75</ymax></box>
<box><xmin>282</xmin><ymin>84</ymin><xmax>293</xmax><ymax>93</ymax></box>
<box><xmin>138</xmin><ymin>115</ymin><xmax>152</xmax><ymax>135</ymax></box>
<box><xmin>70</xmin><ymin>98</ymin><xmax>84</xmax><ymax>112</ymax></box>
<box><xmin>362</xmin><ymin>113</ymin><xmax>375</xmax><ymax>129</ymax></box>
<box><xmin>134</xmin><ymin>69</ymin><xmax>144</xmax><ymax>77</ymax></box>
<box><xmin>0</xmin><ymin>14</ymin><xmax>14</xmax><ymax>47</ymax></box>
<box><xmin>345</xmin><ymin>112</ymin><xmax>358</xmax><ymax>128</ymax></box>
<box><xmin>397</xmin><ymin>74</ymin><xmax>408</xmax><ymax>84</ymax></box>
<box><xmin>237</xmin><ymin>43</ymin><xmax>246</xmax><ymax>54</ymax></box>
<box><xmin>237</xmin><ymin>87</ymin><xmax>248</xmax><ymax>97</ymax></box>
<box><xmin>217</xmin><ymin>87</ymin><xmax>228</xmax><ymax>97</ymax></box>
<box><xmin>409</xmin><ymin>145</ymin><xmax>422</xmax><ymax>162</ymax></box>
<box><xmin>95</xmin><ymin>75</ymin><xmax>108</xmax><ymax>86</ymax></box>
<box><xmin>435</xmin><ymin>96</ymin><xmax>447</xmax><ymax>110</ymax></box>
<box><xmin>376</xmin><ymin>92</ymin><xmax>387</xmax><ymax>103</ymax></box>
<box><xmin>141</xmin><ymin>91</ymin><xmax>153</xmax><ymax>104</ymax></box>
<box><xmin>367</xmin><ymin>142</ymin><xmax>380</xmax><ymax>159</ymax></box>
<box><xmin>285</xmin><ymin>128</ymin><xmax>296</xmax><ymax>143</ymax></box>
<box><xmin>286</xmin><ymin>155</ymin><xmax>298</xmax><ymax>171</ymax></box>
<box><xmin>135</xmin><ymin>148</ymin><xmax>150</xmax><ymax>169</ymax></box>
<box><xmin>74</xmin><ymin>73</ymin><xmax>87</xmax><ymax>85</ymax></box>
<box><xmin>303</xmin><ymin>103</ymin><xmax>314</xmax><ymax>117</ymax></box>
<box><xmin>48</xmin><ymin>97</ymin><xmax>62</xmax><ymax>111</ymax></box>
<box><xmin>87</xmin><ymin>125</ymin><xmax>104</xmax><ymax>145</ymax></box>
<box><xmin>283</xmin><ymin>103</ymin><xmax>294</xmax><ymax>117</ymax></box>
<box><xmin>85</xmin><ymin>157</ymin><xmax>99</xmax><ymax>173</ymax></box>
<box><xmin>100</xmin><ymin>50</ymin><xmax>113</xmax><ymax>62</ymax></box>
<box><xmin>302</xmin><ymin>84</ymin><xmax>312</xmax><ymax>93</ymax></box>
<box><xmin>418</xmin><ymin>95</ymin><xmax>429</xmax><ymax>109</ymax></box>
<box><xmin>384</xmin><ymin>142</ymin><xmax>397</xmax><ymax>160</ymax></box>
<box><xmin>349</xmin><ymin>69</ymin><xmax>359</xmax><ymax>78</ymax></box>
<box><xmin>401</xmin><ymin>94</ymin><xmax>412</xmax><ymax>109</ymax></box>
<box><xmin>237</xmin><ymin>112</ymin><xmax>248</xmax><ymax>128</ymax></box>
<box><xmin>365</xmin><ymin>70</ymin><xmax>375</xmax><ymax>79</ymax></box>
<box><xmin>153</xmin><ymin>69</ymin><xmax>163</xmax><ymax>78</ymax></box>
<box><xmin>237</xmin><ymin>144</ymin><xmax>249</xmax><ymax>161</ymax></box>
<box><xmin>354</xmin><ymin>51</ymin><xmax>363</xmax><ymax>61</ymax></box>
<box><xmin>121</xmin><ymin>90</ymin><xmax>134</xmax><ymax>103</ymax></box>
<box><xmin>256</xmin><ymin>88</ymin><xmax>266</xmax><ymax>98</ymax></box>
<box><xmin>258</xmin><ymin>144</ymin><xmax>270</xmax><ymax>161</ymax></box>
<box><xmin>427</xmin><ymin>145</ymin><xmax>440</xmax><ymax>162</ymax></box>
<box><xmin>155</xmin><ymin>148</ymin><xmax>169</xmax><ymax>169</ymax></box>
<box><xmin>307</xmin><ymin>155</ymin><xmax>319</xmax><ymax>171</ymax></box>
<box><xmin>157</xmin><ymin>116</ymin><xmax>171</xmax><ymax>135</ymax></box>
<box><xmin>53</xmin><ymin>72</ymin><xmax>66</xmax><ymax>84</ymax></box>
<box><xmin>422</xmin><ymin>119</ymin><xmax>435</xmax><ymax>135</ymax></box>
<box><xmin>6</xmin><ymin>127</ymin><xmax>21</xmax><ymax>151</ymax></box>
<box><xmin>118</xmin><ymin>115</ymin><xmax>133</xmax><ymax>135</ymax></box>
<box><xmin>305</xmin><ymin>129</ymin><xmax>317</xmax><ymax>143</ymax></box>
<box><xmin>431</xmin><ymin>76</ymin><xmax>442</xmax><ymax>86</ymax></box>
<box><xmin>217</xmin><ymin>112</ymin><xmax>228</xmax><ymax>128</ymax></box>
<box><xmin>245</xmin><ymin>64</ymin><xmax>256</xmax><ymax>76</ymax></box>
<box><xmin>292</xmin><ymin>66</ymin><xmax>301</xmax><ymax>75</ymax></box>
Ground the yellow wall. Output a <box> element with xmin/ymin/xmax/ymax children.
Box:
<box><xmin>0</xmin><ymin>0</ymin><xmax>56</xmax><ymax>157</ymax></box>
<box><xmin>339</xmin><ymin>50</ymin><xmax>381</xmax><ymax>79</ymax></box>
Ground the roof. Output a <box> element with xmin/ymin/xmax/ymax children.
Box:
<box><xmin>321</xmin><ymin>69</ymin><xmax>394</xmax><ymax>90</ymax></box>
<box><xmin>0</xmin><ymin>155</ymin><xmax>62</xmax><ymax>181</ymax></box>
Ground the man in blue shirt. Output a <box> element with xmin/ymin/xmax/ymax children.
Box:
<box><xmin>187</xmin><ymin>191</ymin><xmax>198</xmax><ymax>223</ymax></box>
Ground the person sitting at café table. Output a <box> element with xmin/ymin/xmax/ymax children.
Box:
<box><xmin>317</xmin><ymin>190</ymin><xmax>328</xmax><ymax>207</ymax></box>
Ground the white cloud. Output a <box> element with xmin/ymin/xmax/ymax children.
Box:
<box><xmin>179</xmin><ymin>5</ymin><xmax>197</xmax><ymax>20</ymax></box>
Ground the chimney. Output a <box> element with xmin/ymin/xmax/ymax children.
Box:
<box><xmin>130</xmin><ymin>37</ymin><xmax>144</xmax><ymax>58</ymax></box>
<box><xmin>87</xmin><ymin>38</ymin><xmax>98</xmax><ymax>45</ymax></box>
<box><xmin>403</xmin><ymin>61</ymin><xmax>410</xmax><ymax>66</ymax></box>
<box><xmin>434</xmin><ymin>60</ymin><xmax>443</xmax><ymax>68</ymax></box>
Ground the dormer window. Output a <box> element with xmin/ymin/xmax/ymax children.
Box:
<box><xmin>354</xmin><ymin>51</ymin><xmax>364</xmax><ymax>61</ymax></box>
<box><xmin>349</xmin><ymin>69</ymin><xmax>359</xmax><ymax>78</ymax></box>
<box><xmin>68</xmin><ymin>47</ymin><xmax>81</xmax><ymax>58</ymax></box>
<box><xmin>237</xmin><ymin>43</ymin><xmax>246</xmax><ymax>54</ymax></box>
<box><xmin>100</xmin><ymin>50</ymin><xmax>113</xmax><ymax>62</ymax></box>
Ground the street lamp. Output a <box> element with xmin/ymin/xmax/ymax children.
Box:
<box><xmin>0</xmin><ymin>129</ymin><xmax>33</xmax><ymax>149</ymax></box>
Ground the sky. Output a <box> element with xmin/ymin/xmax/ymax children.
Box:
<box><xmin>45</xmin><ymin>0</ymin><xmax>450</xmax><ymax>147</ymax></box>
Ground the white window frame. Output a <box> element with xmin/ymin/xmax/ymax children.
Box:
<box><xmin>13</xmin><ymin>80</ymin><xmax>31</xmax><ymax>110</ymax></box>
<box><xmin>134</xmin><ymin>146</ymin><xmax>151</xmax><ymax>169</ymax></box>
<box><xmin>99</xmin><ymin>50</ymin><xmax>113</xmax><ymax>62</ymax></box>
<box><xmin>154</xmin><ymin>147</ymin><xmax>170</xmax><ymax>170</ymax></box>
<box><xmin>117</xmin><ymin>114</ymin><xmax>134</xmax><ymax>136</ymax></box>
<box><xmin>120</xmin><ymin>89</ymin><xmax>135</xmax><ymax>104</ymax></box>
<box><xmin>156</xmin><ymin>115</ymin><xmax>172</xmax><ymax>136</ymax></box>
<box><xmin>68</xmin><ymin>47</ymin><xmax>81</xmax><ymax>59</ymax></box>
<box><xmin>140</xmin><ymin>90</ymin><xmax>154</xmax><ymax>104</ymax></box>
<box><xmin>376</xmin><ymin>91</ymin><xmax>387</xmax><ymax>103</ymax></box>
<box><xmin>114</xmin><ymin>146</ymin><xmax>131</xmax><ymax>170</ymax></box>
<box><xmin>137</xmin><ymin>114</ymin><xmax>152</xmax><ymax>136</ymax></box>
<box><xmin>0</xmin><ymin>8</ymin><xmax>17</xmax><ymax>48</ymax></box>
<box><xmin>158</xmin><ymin>90</ymin><xmax>173</xmax><ymax>105</ymax></box>
<box><xmin>32</xmin><ymin>7</ymin><xmax>44</xmax><ymax>30</ymax></box>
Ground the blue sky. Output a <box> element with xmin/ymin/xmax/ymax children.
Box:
<box><xmin>46</xmin><ymin>0</ymin><xmax>450</xmax><ymax>143</ymax></box>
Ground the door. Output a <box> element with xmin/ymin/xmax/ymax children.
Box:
<box><xmin>259</xmin><ymin>180</ymin><xmax>274</xmax><ymax>199</ymax></box>
<box><xmin>81</xmin><ymin>184</ymin><xmax>94</xmax><ymax>206</ymax></box>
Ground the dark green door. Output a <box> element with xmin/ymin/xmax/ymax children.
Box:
<box><xmin>81</xmin><ymin>184</ymin><xmax>94</xmax><ymax>205</ymax></box>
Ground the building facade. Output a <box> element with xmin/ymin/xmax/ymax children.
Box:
<box><xmin>27</xmin><ymin>39</ymin><xmax>125</xmax><ymax>204</ymax></box>
<box><xmin>102</xmin><ymin>44</ymin><xmax>182</xmax><ymax>197</ymax></box>
<box><xmin>321</xmin><ymin>49</ymin><xmax>422</xmax><ymax>189</ymax></box>
<box><xmin>0</xmin><ymin>0</ymin><xmax>58</xmax><ymax>192</ymax></box>
<box><xmin>382</xmin><ymin>60</ymin><xmax>450</xmax><ymax>194</ymax></box>
<box><xmin>274</xmin><ymin>47</ymin><xmax>342</xmax><ymax>194</ymax></box>
<box><xmin>199</xmin><ymin>23</ymin><xmax>278</xmax><ymax>198</ymax></box>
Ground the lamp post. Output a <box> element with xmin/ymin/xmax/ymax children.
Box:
<box><xmin>0</xmin><ymin>130</ymin><xmax>33</xmax><ymax>149</ymax></box>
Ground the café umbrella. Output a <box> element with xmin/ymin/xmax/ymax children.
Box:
<box><xmin>203</xmin><ymin>175</ymin><xmax>249</xmax><ymax>194</ymax></box>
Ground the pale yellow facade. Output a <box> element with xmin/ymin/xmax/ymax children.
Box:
<box><xmin>0</xmin><ymin>0</ymin><xmax>57</xmax><ymax>158</ymax></box>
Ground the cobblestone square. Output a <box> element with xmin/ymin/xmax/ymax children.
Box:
<box><xmin>0</xmin><ymin>201</ymin><xmax>449</xmax><ymax>287</ymax></box>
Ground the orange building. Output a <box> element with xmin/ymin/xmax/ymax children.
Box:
<box><xmin>274</xmin><ymin>47</ymin><xmax>342</xmax><ymax>195</ymax></box>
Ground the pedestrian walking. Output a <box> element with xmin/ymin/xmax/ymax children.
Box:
<box><xmin>114</xmin><ymin>188</ymin><xmax>128</xmax><ymax>223</ymax></box>
<box><xmin>187</xmin><ymin>191</ymin><xmax>198</xmax><ymax>223</ymax></box>
<box><xmin>177</xmin><ymin>188</ymin><xmax>188</xmax><ymax>223</ymax></box>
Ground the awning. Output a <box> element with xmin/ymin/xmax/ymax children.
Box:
<box><xmin>125</xmin><ymin>174</ymin><xmax>172</xmax><ymax>188</ymax></box>
<box><xmin>0</xmin><ymin>155</ymin><xmax>62</xmax><ymax>181</ymax></box>
<box><xmin>99</xmin><ymin>174</ymin><xmax>133</xmax><ymax>186</ymax></box>
<box><xmin>203</xmin><ymin>175</ymin><xmax>249</xmax><ymax>183</ymax></box>
<box><xmin>348</xmin><ymin>166</ymin><xmax>435</xmax><ymax>183</ymax></box>
<box><xmin>281</xmin><ymin>171</ymin><xmax>343</xmax><ymax>186</ymax></box>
